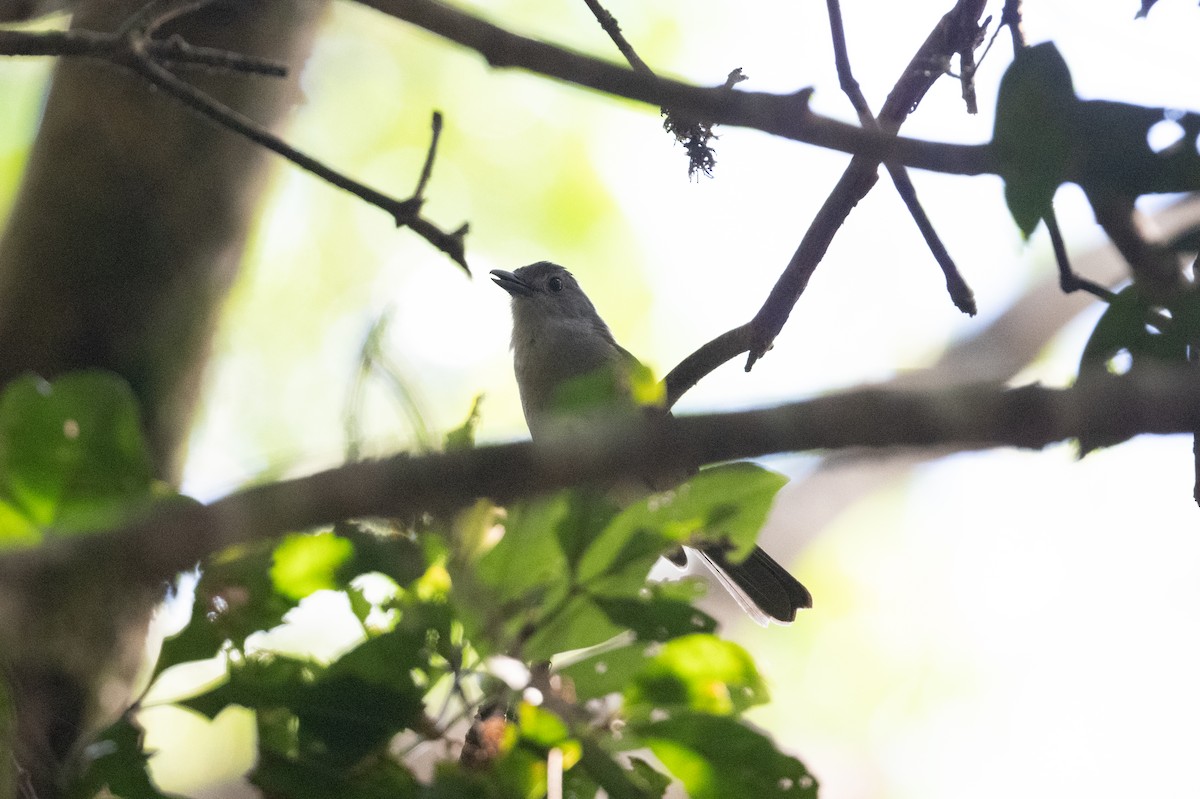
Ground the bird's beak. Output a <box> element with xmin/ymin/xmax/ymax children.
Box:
<box><xmin>490</xmin><ymin>269</ymin><xmax>534</xmax><ymax>297</ymax></box>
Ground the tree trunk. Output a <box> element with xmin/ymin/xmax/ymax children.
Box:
<box><xmin>0</xmin><ymin>1</ymin><xmax>329</xmax><ymax>795</ymax></box>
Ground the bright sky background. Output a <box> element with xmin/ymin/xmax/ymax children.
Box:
<box><xmin>4</xmin><ymin>1</ymin><xmax>1200</xmax><ymax>798</ymax></box>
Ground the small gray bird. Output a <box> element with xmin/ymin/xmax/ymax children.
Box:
<box><xmin>491</xmin><ymin>261</ymin><xmax>812</xmax><ymax>624</ymax></box>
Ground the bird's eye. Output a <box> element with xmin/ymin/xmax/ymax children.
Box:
<box><xmin>547</xmin><ymin>276</ymin><xmax>564</xmax><ymax>292</ymax></box>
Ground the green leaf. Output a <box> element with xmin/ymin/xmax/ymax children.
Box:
<box><xmin>625</xmin><ymin>757</ymin><xmax>672</xmax><ymax>799</ymax></box>
<box><xmin>271</xmin><ymin>530</ymin><xmax>354</xmax><ymax>601</ymax></box>
<box><xmin>180</xmin><ymin>655</ymin><xmax>318</xmax><ymax>720</ymax></box>
<box><xmin>0</xmin><ymin>371</ymin><xmax>158</xmax><ymax>542</ymax></box>
<box><xmin>1079</xmin><ymin>286</ymin><xmax>1188</xmax><ymax>381</ymax></box>
<box><xmin>522</xmin><ymin>593</ymin><xmax>625</xmax><ymax>662</ymax></box>
<box><xmin>589</xmin><ymin>463</ymin><xmax>787</xmax><ymax>577</ymax></box>
<box><xmin>445</xmin><ymin>395</ymin><xmax>484</xmax><ymax>451</ymax></box>
<box><xmin>574</xmin><ymin>739</ymin><xmax>665</xmax><ymax>799</ymax></box>
<box><xmin>153</xmin><ymin>540</ymin><xmax>297</xmax><ymax>679</ymax></box>
<box><xmin>182</xmin><ymin>651</ymin><xmax>425</xmax><ymax>767</ymax></box>
<box><xmin>477</xmin><ymin>494</ymin><xmax>571</xmax><ymax>603</ymax></box>
<box><xmin>1070</xmin><ymin>100</ymin><xmax>1200</xmax><ymax>197</ymax></box>
<box><xmin>625</xmin><ymin>634</ymin><xmax>767</xmax><ymax>716</ymax></box>
<box><xmin>558</xmin><ymin>642</ymin><xmax>658</xmax><ymax>701</ymax></box>
<box><xmin>555</xmin><ymin>489</ymin><xmax>623</xmax><ymax>573</ymax></box>
<box><xmin>634</xmin><ymin>713</ymin><xmax>817</xmax><ymax>799</ymax></box>
<box><xmin>335</xmin><ymin>520</ymin><xmax>427</xmax><ymax>588</ymax></box>
<box><xmin>593</xmin><ymin>583</ymin><xmax>715</xmax><ymax>642</ymax></box>
<box><xmin>69</xmin><ymin>716</ymin><xmax>178</xmax><ymax>799</ymax></box>
<box><xmin>993</xmin><ymin>42</ymin><xmax>1076</xmax><ymax>236</ymax></box>
<box><xmin>252</xmin><ymin>748</ymin><xmax>419</xmax><ymax>799</ymax></box>
<box><xmin>297</xmin><ymin>673</ymin><xmax>426</xmax><ymax>766</ymax></box>
<box><xmin>516</xmin><ymin>701</ymin><xmax>572</xmax><ymax>748</ymax></box>
<box><xmin>331</xmin><ymin>622</ymin><xmax>431</xmax><ymax>682</ymax></box>
<box><xmin>424</xmin><ymin>765</ymin><xmax>505</xmax><ymax>799</ymax></box>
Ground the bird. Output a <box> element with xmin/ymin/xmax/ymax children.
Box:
<box><xmin>491</xmin><ymin>261</ymin><xmax>811</xmax><ymax>624</ymax></box>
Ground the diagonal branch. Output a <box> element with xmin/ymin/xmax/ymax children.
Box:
<box><xmin>826</xmin><ymin>0</ymin><xmax>976</xmax><ymax>315</ymax></box>
<box><xmin>665</xmin><ymin>0</ymin><xmax>988</xmax><ymax>406</ymax></box>
<box><xmin>3</xmin><ymin>0</ymin><xmax>471</xmax><ymax>272</ymax></box>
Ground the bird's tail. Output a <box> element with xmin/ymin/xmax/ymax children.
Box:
<box><xmin>695</xmin><ymin>545</ymin><xmax>812</xmax><ymax>626</ymax></box>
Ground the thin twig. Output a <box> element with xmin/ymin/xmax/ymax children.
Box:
<box><xmin>957</xmin><ymin>13</ymin><xmax>988</xmax><ymax>114</ymax></box>
<box><xmin>4</xmin><ymin>2</ymin><xmax>468</xmax><ymax>271</ymax></box>
<box><xmin>413</xmin><ymin>111</ymin><xmax>444</xmax><ymax>200</ymax></box>
<box><xmin>1001</xmin><ymin>0</ymin><xmax>1025</xmax><ymax>52</ymax></box>
<box><xmin>579</xmin><ymin>0</ymin><xmax>652</xmax><ymax>74</ymax></box>
<box><xmin>579</xmin><ymin>0</ymin><xmax>734</xmax><ymax>177</ymax></box>
<box><xmin>115</xmin><ymin>19</ymin><xmax>469</xmax><ymax>271</ymax></box>
<box><xmin>0</xmin><ymin>26</ymin><xmax>288</xmax><ymax>76</ymax></box>
<box><xmin>826</xmin><ymin>0</ymin><xmax>976</xmax><ymax>316</ymax></box>
<box><xmin>1044</xmin><ymin>213</ymin><xmax>1117</xmax><ymax>302</ymax></box>
<box><xmin>826</xmin><ymin>0</ymin><xmax>873</xmax><ymax>125</ymax></box>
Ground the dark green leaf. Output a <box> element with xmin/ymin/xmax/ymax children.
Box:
<box><xmin>555</xmin><ymin>489</ymin><xmax>623</xmax><ymax>573</ymax></box>
<box><xmin>590</xmin><ymin>463</ymin><xmax>787</xmax><ymax>573</ymax></box>
<box><xmin>1077</xmin><ymin>286</ymin><xmax>1191</xmax><ymax>423</ymax></box>
<box><xmin>331</xmin><ymin>620</ymin><xmax>432</xmax><ymax>682</ymax></box>
<box><xmin>594</xmin><ymin>583</ymin><xmax>715</xmax><ymax>642</ymax></box>
<box><xmin>335</xmin><ymin>520</ymin><xmax>427</xmax><ymax>588</ymax></box>
<box><xmin>69</xmin><ymin>716</ymin><xmax>178</xmax><ymax>799</ymax></box>
<box><xmin>153</xmin><ymin>540</ymin><xmax>296</xmax><ymax>679</ymax></box>
<box><xmin>297</xmin><ymin>673</ymin><xmax>425</xmax><ymax>766</ymax></box>
<box><xmin>0</xmin><ymin>371</ymin><xmax>158</xmax><ymax>542</ymax></box>
<box><xmin>424</xmin><ymin>765</ymin><xmax>505</xmax><ymax>799</ymax></box>
<box><xmin>634</xmin><ymin>713</ymin><xmax>817</xmax><ymax>799</ymax></box>
<box><xmin>993</xmin><ymin>42</ymin><xmax>1076</xmax><ymax>236</ymax></box>
<box><xmin>625</xmin><ymin>634</ymin><xmax>767</xmax><ymax>716</ymax></box>
<box><xmin>180</xmin><ymin>655</ymin><xmax>318</xmax><ymax>720</ymax></box>
<box><xmin>576</xmin><ymin>739</ymin><xmax>661</xmax><ymax>799</ymax></box>
<box><xmin>1073</xmin><ymin>100</ymin><xmax>1200</xmax><ymax>196</ymax></box>
<box><xmin>252</xmin><ymin>748</ymin><xmax>419</xmax><ymax>799</ymax></box>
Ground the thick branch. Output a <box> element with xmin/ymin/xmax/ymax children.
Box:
<box><xmin>7</xmin><ymin>369</ymin><xmax>1200</xmax><ymax>592</ymax></box>
<box><xmin>354</xmin><ymin>0</ymin><xmax>995</xmax><ymax>177</ymax></box>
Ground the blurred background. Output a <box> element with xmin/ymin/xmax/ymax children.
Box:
<box><xmin>3</xmin><ymin>1</ymin><xmax>1200</xmax><ymax>797</ymax></box>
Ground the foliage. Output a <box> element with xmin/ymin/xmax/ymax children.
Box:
<box><xmin>2</xmin><ymin>3</ymin><xmax>1199</xmax><ymax>797</ymax></box>
<box><xmin>19</xmin><ymin>386</ymin><xmax>814</xmax><ymax>798</ymax></box>
<box><xmin>0</xmin><ymin>372</ymin><xmax>167</xmax><ymax>546</ymax></box>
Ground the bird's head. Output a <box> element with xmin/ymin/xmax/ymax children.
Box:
<box><xmin>490</xmin><ymin>262</ymin><xmax>603</xmax><ymax>325</ymax></box>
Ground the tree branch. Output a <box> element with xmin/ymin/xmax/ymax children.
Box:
<box><xmin>825</xmin><ymin>0</ymin><xmax>976</xmax><ymax>315</ymax></box>
<box><xmin>2</xmin><ymin>1</ymin><xmax>470</xmax><ymax>272</ymax></box>
<box><xmin>7</xmin><ymin>369</ymin><xmax>1200</xmax><ymax>592</ymax></box>
<box><xmin>0</xmin><ymin>24</ymin><xmax>288</xmax><ymax>76</ymax></box>
<box><xmin>354</xmin><ymin>0</ymin><xmax>996</xmax><ymax>177</ymax></box>
<box><xmin>663</xmin><ymin>0</ymin><xmax>988</xmax><ymax>406</ymax></box>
